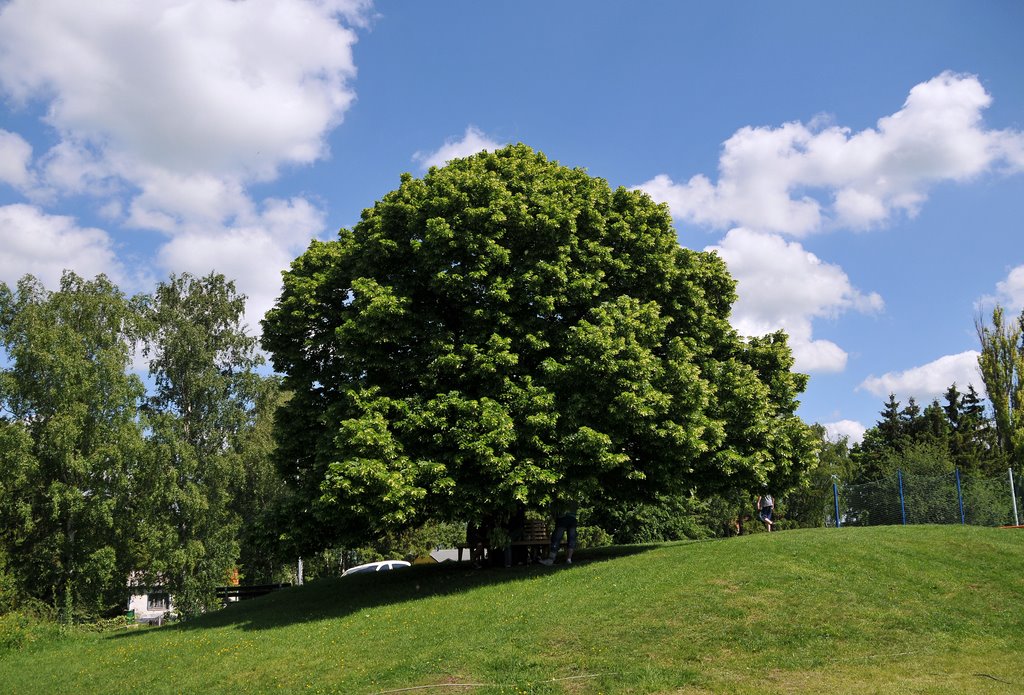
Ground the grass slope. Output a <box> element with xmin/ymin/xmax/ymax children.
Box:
<box><xmin>2</xmin><ymin>526</ymin><xmax>1022</xmax><ymax>694</ymax></box>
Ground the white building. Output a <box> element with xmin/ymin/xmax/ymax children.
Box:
<box><xmin>127</xmin><ymin>574</ymin><xmax>174</xmax><ymax>624</ymax></box>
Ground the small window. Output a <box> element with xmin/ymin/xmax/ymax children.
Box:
<box><xmin>147</xmin><ymin>593</ymin><xmax>169</xmax><ymax>611</ymax></box>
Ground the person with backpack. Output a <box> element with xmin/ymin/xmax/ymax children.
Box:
<box><xmin>757</xmin><ymin>492</ymin><xmax>775</xmax><ymax>532</ymax></box>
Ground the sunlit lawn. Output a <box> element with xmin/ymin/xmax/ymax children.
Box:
<box><xmin>2</xmin><ymin>525</ymin><xmax>1022</xmax><ymax>694</ymax></box>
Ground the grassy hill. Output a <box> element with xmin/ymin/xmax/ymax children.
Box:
<box><xmin>2</xmin><ymin>525</ymin><xmax>1022</xmax><ymax>694</ymax></box>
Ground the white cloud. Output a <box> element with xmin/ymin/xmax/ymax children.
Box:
<box><xmin>822</xmin><ymin>420</ymin><xmax>866</xmax><ymax>445</ymax></box>
<box><xmin>639</xmin><ymin>72</ymin><xmax>1024</xmax><ymax>236</ymax></box>
<box><xmin>858</xmin><ymin>351</ymin><xmax>983</xmax><ymax>401</ymax></box>
<box><xmin>37</xmin><ymin>141</ymin><xmax>117</xmax><ymax>198</ymax></box>
<box><xmin>981</xmin><ymin>265</ymin><xmax>1024</xmax><ymax>312</ymax></box>
<box><xmin>0</xmin><ymin>0</ymin><xmax>364</xmax><ymax>233</ymax></box>
<box><xmin>707</xmin><ymin>228</ymin><xmax>883</xmax><ymax>373</ymax></box>
<box><xmin>155</xmin><ymin>197</ymin><xmax>327</xmax><ymax>330</ymax></box>
<box><xmin>414</xmin><ymin>126</ymin><xmax>504</xmax><ymax>170</ymax></box>
<box><xmin>793</xmin><ymin>340</ymin><xmax>851</xmax><ymax>375</ymax></box>
<box><xmin>257</xmin><ymin>196</ymin><xmax>329</xmax><ymax>247</ymax></box>
<box><xmin>0</xmin><ymin>0</ymin><xmax>365</xmax><ymax>325</ymax></box>
<box><xmin>127</xmin><ymin>171</ymin><xmax>253</xmax><ymax>232</ymax></box>
<box><xmin>0</xmin><ymin>204</ymin><xmax>125</xmax><ymax>288</ymax></box>
<box><xmin>994</xmin><ymin>130</ymin><xmax>1024</xmax><ymax>173</ymax></box>
<box><xmin>0</xmin><ymin>0</ymin><xmax>362</xmax><ymax>182</ymax></box>
<box><xmin>0</xmin><ymin>129</ymin><xmax>33</xmax><ymax>189</ymax></box>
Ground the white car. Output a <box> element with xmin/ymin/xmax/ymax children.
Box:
<box><xmin>341</xmin><ymin>560</ymin><xmax>411</xmax><ymax>577</ymax></box>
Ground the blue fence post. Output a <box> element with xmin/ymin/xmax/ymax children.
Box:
<box><xmin>898</xmin><ymin>469</ymin><xmax>907</xmax><ymax>525</ymax></box>
<box><xmin>955</xmin><ymin>468</ymin><xmax>965</xmax><ymax>525</ymax></box>
<box><xmin>833</xmin><ymin>479</ymin><xmax>841</xmax><ymax>528</ymax></box>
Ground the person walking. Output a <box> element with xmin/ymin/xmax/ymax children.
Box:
<box><xmin>539</xmin><ymin>497</ymin><xmax>578</xmax><ymax>565</ymax></box>
<box><xmin>757</xmin><ymin>492</ymin><xmax>775</xmax><ymax>532</ymax></box>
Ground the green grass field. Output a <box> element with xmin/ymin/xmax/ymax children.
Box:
<box><xmin>2</xmin><ymin>525</ymin><xmax>1022</xmax><ymax>694</ymax></box>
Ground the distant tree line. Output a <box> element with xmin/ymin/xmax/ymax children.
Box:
<box><xmin>780</xmin><ymin>305</ymin><xmax>1024</xmax><ymax>530</ymax></box>
<box><xmin>849</xmin><ymin>304</ymin><xmax>1024</xmax><ymax>482</ymax></box>
<box><xmin>852</xmin><ymin>384</ymin><xmax>1007</xmax><ymax>480</ymax></box>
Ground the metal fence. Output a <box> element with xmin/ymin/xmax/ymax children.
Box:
<box><xmin>825</xmin><ymin>468</ymin><xmax>1022</xmax><ymax>528</ymax></box>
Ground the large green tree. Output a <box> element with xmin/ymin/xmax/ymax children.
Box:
<box><xmin>262</xmin><ymin>145</ymin><xmax>817</xmax><ymax>548</ymax></box>
<box><xmin>0</xmin><ymin>273</ymin><xmax>146</xmax><ymax>619</ymax></box>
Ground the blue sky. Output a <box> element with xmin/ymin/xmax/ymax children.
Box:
<box><xmin>1</xmin><ymin>1</ymin><xmax>1022</xmax><ymax>441</ymax></box>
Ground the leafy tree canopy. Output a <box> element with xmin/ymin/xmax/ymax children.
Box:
<box><xmin>0</xmin><ymin>271</ymin><xmax>290</xmax><ymax>619</ymax></box>
<box><xmin>0</xmin><ymin>272</ymin><xmax>146</xmax><ymax>619</ymax></box>
<box><xmin>262</xmin><ymin>145</ymin><xmax>816</xmax><ymax>548</ymax></box>
<box><xmin>134</xmin><ymin>272</ymin><xmax>275</xmax><ymax>616</ymax></box>
<box><xmin>976</xmin><ymin>305</ymin><xmax>1024</xmax><ymax>466</ymax></box>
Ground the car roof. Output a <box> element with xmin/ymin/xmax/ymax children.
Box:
<box><xmin>342</xmin><ymin>560</ymin><xmax>411</xmax><ymax>576</ymax></box>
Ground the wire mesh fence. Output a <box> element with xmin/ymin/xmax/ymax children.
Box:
<box><xmin>825</xmin><ymin>468</ymin><xmax>1022</xmax><ymax>528</ymax></box>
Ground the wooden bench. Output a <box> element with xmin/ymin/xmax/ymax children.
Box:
<box><xmin>457</xmin><ymin>519</ymin><xmax>563</xmax><ymax>564</ymax></box>
<box><xmin>511</xmin><ymin>518</ymin><xmax>553</xmax><ymax>563</ymax></box>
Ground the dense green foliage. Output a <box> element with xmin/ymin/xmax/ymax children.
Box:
<box><xmin>976</xmin><ymin>305</ymin><xmax>1024</xmax><ymax>468</ymax></box>
<box><xmin>262</xmin><ymin>144</ymin><xmax>817</xmax><ymax>551</ymax></box>
<box><xmin>132</xmin><ymin>273</ymin><xmax>277</xmax><ymax>617</ymax></box>
<box><xmin>9</xmin><ymin>151</ymin><xmax>1013</xmax><ymax>629</ymax></box>
<box><xmin>781</xmin><ymin>384</ymin><xmax>1019</xmax><ymax>529</ymax></box>
<box><xmin>0</xmin><ymin>270</ymin><xmax>485</xmax><ymax>620</ymax></box>
<box><xmin>1</xmin><ymin>526</ymin><xmax>1021</xmax><ymax>694</ymax></box>
<box><xmin>0</xmin><ymin>272</ymin><xmax>287</xmax><ymax>620</ymax></box>
<box><xmin>0</xmin><ymin>273</ymin><xmax>147</xmax><ymax>620</ymax></box>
